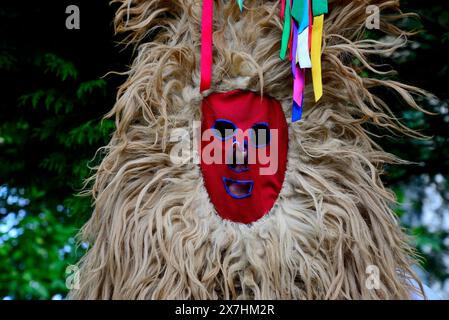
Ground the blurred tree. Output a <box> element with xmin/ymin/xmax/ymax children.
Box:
<box><xmin>0</xmin><ymin>0</ymin><xmax>129</xmax><ymax>299</ymax></box>
<box><xmin>379</xmin><ymin>0</ymin><xmax>449</xmax><ymax>295</ymax></box>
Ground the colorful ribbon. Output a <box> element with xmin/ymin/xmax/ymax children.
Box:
<box><xmin>200</xmin><ymin>0</ymin><xmax>214</xmax><ymax>92</ymax></box>
<box><xmin>312</xmin><ymin>0</ymin><xmax>328</xmax><ymax>16</ymax></box>
<box><xmin>199</xmin><ymin>0</ymin><xmax>328</xmax><ymax>121</ymax></box>
<box><xmin>281</xmin><ymin>0</ymin><xmax>286</xmax><ymax>19</ymax></box>
<box><xmin>311</xmin><ymin>14</ymin><xmax>324</xmax><ymax>102</ymax></box>
<box><xmin>291</xmin><ymin>21</ymin><xmax>302</xmax><ymax>122</ymax></box>
<box><xmin>280</xmin><ymin>0</ymin><xmax>292</xmax><ymax>61</ymax></box>
<box><xmin>237</xmin><ymin>0</ymin><xmax>244</xmax><ymax>12</ymax></box>
<box><xmin>280</xmin><ymin>0</ymin><xmax>328</xmax><ymax>122</ymax></box>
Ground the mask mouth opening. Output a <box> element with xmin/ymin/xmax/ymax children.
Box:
<box><xmin>222</xmin><ymin>177</ymin><xmax>253</xmax><ymax>199</ymax></box>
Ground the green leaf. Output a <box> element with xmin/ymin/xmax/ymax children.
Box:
<box><xmin>76</xmin><ymin>79</ymin><xmax>107</xmax><ymax>100</ymax></box>
<box><xmin>34</xmin><ymin>53</ymin><xmax>78</xmax><ymax>81</ymax></box>
<box><xmin>0</xmin><ymin>51</ymin><xmax>17</xmax><ymax>70</ymax></box>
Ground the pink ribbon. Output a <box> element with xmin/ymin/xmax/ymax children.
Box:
<box><xmin>200</xmin><ymin>0</ymin><xmax>214</xmax><ymax>92</ymax></box>
<box><xmin>292</xmin><ymin>21</ymin><xmax>305</xmax><ymax>121</ymax></box>
<box><xmin>281</xmin><ymin>0</ymin><xmax>286</xmax><ymax>19</ymax></box>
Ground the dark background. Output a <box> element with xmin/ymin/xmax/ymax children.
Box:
<box><xmin>1</xmin><ymin>0</ymin><xmax>448</xmax><ymax>299</ymax></box>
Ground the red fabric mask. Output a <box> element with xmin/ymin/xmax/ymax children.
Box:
<box><xmin>200</xmin><ymin>90</ymin><xmax>288</xmax><ymax>224</ymax></box>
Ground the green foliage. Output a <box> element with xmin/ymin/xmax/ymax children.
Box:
<box><xmin>0</xmin><ymin>49</ymin><xmax>115</xmax><ymax>298</ymax></box>
<box><xmin>77</xmin><ymin>79</ymin><xmax>107</xmax><ymax>100</ymax></box>
<box><xmin>0</xmin><ymin>191</ymin><xmax>82</xmax><ymax>299</ymax></box>
<box><xmin>0</xmin><ymin>1</ymin><xmax>124</xmax><ymax>299</ymax></box>
<box><xmin>0</xmin><ymin>51</ymin><xmax>16</xmax><ymax>70</ymax></box>
<box><xmin>34</xmin><ymin>53</ymin><xmax>79</xmax><ymax>81</ymax></box>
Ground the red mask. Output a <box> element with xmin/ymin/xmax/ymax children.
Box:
<box><xmin>200</xmin><ymin>90</ymin><xmax>288</xmax><ymax>224</ymax></box>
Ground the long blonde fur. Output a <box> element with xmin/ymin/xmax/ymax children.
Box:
<box><xmin>70</xmin><ymin>0</ymin><xmax>427</xmax><ymax>299</ymax></box>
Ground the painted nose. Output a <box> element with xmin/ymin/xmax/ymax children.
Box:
<box><xmin>228</xmin><ymin>140</ymin><xmax>249</xmax><ymax>172</ymax></box>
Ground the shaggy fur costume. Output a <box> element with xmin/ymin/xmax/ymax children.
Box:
<box><xmin>70</xmin><ymin>0</ymin><xmax>429</xmax><ymax>299</ymax></box>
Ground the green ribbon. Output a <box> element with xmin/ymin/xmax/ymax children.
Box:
<box><xmin>291</xmin><ymin>0</ymin><xmax>304</xmax><ymax>23</ymax></box>
<box><xmin>280</xmin><ymin>1</ymin><xmax>291</xmax><ymax>60</ymax></box>
<box><xmin>312</xmin><ymin>0</ymin><xmax>328</xmax><ymax>17</ymax></box>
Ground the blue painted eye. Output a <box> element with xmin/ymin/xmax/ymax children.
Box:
<box><xmin>250</xmin><ymin>122</ymin><xmax>270</xmax><ymax>148</ymax></box>
<box><xmin>212</xmin><ymin>119</ymin><xmax>236</xmax><ymax>141</ymax></box>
